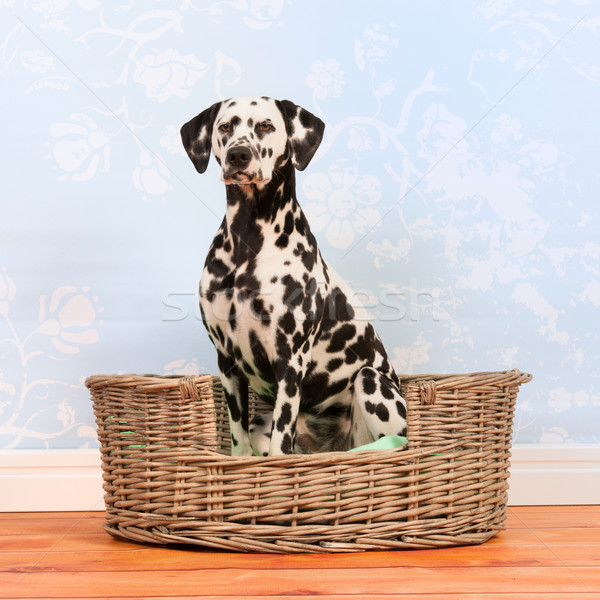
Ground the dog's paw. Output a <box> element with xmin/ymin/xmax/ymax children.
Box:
<box><xmin>249</xmin><ymin>413</ymin><xmax>272</xmax><ymax>456</ymax></box>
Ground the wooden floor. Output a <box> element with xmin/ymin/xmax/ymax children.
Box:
<box><xmin>0</xmin><ymin>506</ymin><xmax>598</xmax><ymax>599</ymax></box>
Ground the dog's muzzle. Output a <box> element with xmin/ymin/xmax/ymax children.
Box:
<box><xmin>226</xmin><ymin>146</ymin><xmax>252</xmax><ymax>169</ymax></box>
<box><xmin>223</xmin><ymin>146</ymin><xmax>256</xmax><ymax>184</ymax></box>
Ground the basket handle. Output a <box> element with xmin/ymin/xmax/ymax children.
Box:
<box><xmin>179</xmin><ymin>376</ymin><xmax>200</xmax><ymax>400</ymax></box>
<box><xmin>418</xmin><ymin>380</ymin><xmax>437</xmax><ymax>405</ymax></box>
<box><xmin>177</xmin><ymin>375</ymin><xmax>219</xmax><ymax>452</ymax></box>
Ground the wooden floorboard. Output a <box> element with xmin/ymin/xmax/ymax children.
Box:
<box><xmin>0</xmin><ymin>506</ymin><xmax>598</xmax><ymax>598</ymax></box>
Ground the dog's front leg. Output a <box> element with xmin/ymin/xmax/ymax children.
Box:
<box><xmin>217</xmin><ymin>358</ymin><xmax>251</xmax><ymax>456</ymax></box>
<box><xmin>269</xmin><ymin>389</ymin><xmax>301</xmax><ymax>456</ymax></box>
<box><xmin>269</xmin><ymin>362</ymin><xmax>306</xmax><ymax>455</ymax></box>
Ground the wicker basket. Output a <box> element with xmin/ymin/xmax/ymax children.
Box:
<box><xmin>86</xmin><ymin>369</ymin><xmax>531</xmax><ymax>553</ymax></box>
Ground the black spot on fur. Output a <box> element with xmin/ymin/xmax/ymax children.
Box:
<box><xmin>249</xmin><ymin>329</ymin><xmax>274</xmax><ymax>382</ymax></box>
<box><xmin>301</xmin><ymin>295</ymin><xmax>313</xmax><ymax>322</ymax></box>
<box><xmin>208</xmin><ymin>258</ymin><xmax>228</xmax><ymax>277</ymax></box>
<box><xmin>284</xmin><ymin>366</ymin><xmax>298</xmax><ymax>397</ymax></box>
<box><xmin>284</xmin><ymin>211</ymin><xmax>294</xmax><ymax>235</ymax></box>
<box><xmin>275</xmin><ymin>331</ymin><xmax>292</xmax><ymax>364</ymax></box>
<box><xmin>213</xmin><ymin>233</ymin><xmax>224</xmax><ymax>249</ymax></box>
<box><xmin>376</xmin><ymin>403</ymin><xmax>390</xmax><ymax>422</ymax></box>
<box><xmin>281</xmin><ymin>433</ymin><xmax>293</xmax><ymax>454</ymax></box>
<box><xmin>327</xmin><ymin>324</ymin><xmax>357</xmax><ymax>353</ymax></box>
<box><xmin>251</xmin><ymin>297</ymin><xmax>265</xmax><ymax>318</ymax></box>
<box><xmin>295</xmin><ymin>216</ymin><xmax>306</xmax><ymax>236</ymax></box>
<box><xmin>327</xmin><ymin>358</ymin><xmax>344</xmax><ymax>371</ymax></box>
<box><xmin>362</xmin><ymin>372</ymin><xmax>377</xmax><ymax>395</ymax></box>
<box><xmin>364</xmin><ymin>399</ymin><xmax>390</xmax><ymax>422</ymax></box>
<box><xmin>276</xmin><ymin>402</ymin><xmax>293</xmax><ymax>432</ymax></box>
<box><xmin>326</xmin><ymin>377</ymin><xmax>348</xmax><ymax>398</ymax></box>
<box><xmin>224</xmin><ymin>389</ymin><xmax>241</xmax><ymax>424</ymax></box>
<box><xmin>344</xmin><ymin>346</ymin><xmax>357</xmax><ymax>364</ymax></box>
<box><xmin>214</xmin><ymin>325</ymin><xmax>225</xmax><ymax>345</ymax></box>
<box><xmin>292</xmin><ymin>331</ymin><xmax>304</xmax><ymax>353</ymax></box>
<box><xmin>279</xmin><ymin>312</ymin><xmax>296</xmax><ymax>335</ymax></box>
<box><xmin>282</xmin><ymin>275</ymin><xmax>303</xmax><ymax>309</ymax></box>
<box><xmin>332</xmin><ymin>288</ymin><xmax>355</xmax><ymax>322</ymax></box>
<box><xmin>320</xmin><ymin>288</ymin><xmax>354</xmax><ymax>334</ymax></box>
<box><xmin>345</xmin><ymin>324</ymin><xmax>376</xmax><ymax>365</ymax></box>
<box><xmin>301</xmin><ymin>249</ymin><xmax>316</xmax><ymax>272</ymax></box>
<box><xmin>228</xmin><ymin>303</ymin><xmax>237</xmax><ymax>331</ymax></box>
<box><xmin>380</xmin><ymin>378</ymin><xmax>395</xmax><ymax>400</ymax></box>
<box><xmin>301</xmin><ymin>371</ymin><xmax>330</xmax><ymax>409</ymax></box>
<box><xmin>396</xmin><ymin>400</ymin><xmax>407</xmax><ymax>419</ymax></box>
<box><xmin>293</xmin><ymin>240</ymin><xmax>317</xmax><ymax>272</ymax></box>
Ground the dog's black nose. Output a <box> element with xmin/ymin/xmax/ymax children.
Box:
<box><xmin>226</xmin><ymin>146</ymin><xmax>252</xmax><ymax>168</ymax></box>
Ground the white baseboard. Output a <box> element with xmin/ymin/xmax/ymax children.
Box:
<box><xmin>0</xmin><ymin>445</ymin><xmax>599</xmax><ymax>512</ymax></box>
<box><xmin>0</xmin><ymin>449</ymin><xmax>105</xmax><ymax>512</ymax></box>
<box><xmin>508</xmin><ymin>444</ymin><xmax>600</xmax><ymax>505</ymax></box>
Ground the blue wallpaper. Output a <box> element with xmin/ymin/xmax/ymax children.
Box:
<box><xmin>1</xmin><ymin>1</ymin><xmax>598</xmax><ymax>449</ymax></box>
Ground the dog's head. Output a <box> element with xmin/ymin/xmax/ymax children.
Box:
<box><xmin>181</xmin><ymin>96</ymin><xmax>325</xmax><ymax>186</ymax></box>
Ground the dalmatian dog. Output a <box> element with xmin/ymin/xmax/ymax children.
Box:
<box><xmin>181</xmin><ymin>96</ymin><xmax>407</xmax><ymax>456</ymax></box>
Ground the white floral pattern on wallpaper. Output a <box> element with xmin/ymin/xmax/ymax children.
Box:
<box><xmin>0</xmin><ymin>270</ymin><xmax>101</xmax><ymax>448</ymax></box>
<box><xmin>303</xmin><ymin>162</ymin><xmax>382</xmax><ymax>249</ymax></box>
<box><xmin>1</xmin><ymin>1</ymin><xmax>599</xmax><ymax>449</ymax></box>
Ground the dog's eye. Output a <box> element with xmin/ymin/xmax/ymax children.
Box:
<box><xmin>259</xmin><ymin>122</ymin><xmax>274</xmax><ymax>132</ymax></box>
<box><xmin>218</xmin><ymin>123</ymin><xmax>231</xmax><ymax>132</ymax></box>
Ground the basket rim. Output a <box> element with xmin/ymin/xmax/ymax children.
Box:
<box><xmin>399</xmin><ymin>368</ymin><xmax>532</xmax><ymax>385</ymax></box>
<box><xmin>87</xmin><ymin>368</ymin><xmax>531</xmax><ymax>464</ymax></box>
<box><xmin>85</xmin><ymin>373</ymin><xmax>213</xmax><ymax>390</ymax></box>
<box><xmin>86</xmin><ymin>369</ymin><xmax>532</xmax><ymax>389</ymax></box>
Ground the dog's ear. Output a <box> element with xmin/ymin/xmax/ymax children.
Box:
<box><xmin>277</xmin><ymin>100</ymin><xmax>325</xmax><ymax>171</ymax></box>
<box><xmin>180</xmin><ymin>101</ymin><xmax>222</xmax><ymax>174</ymax></box>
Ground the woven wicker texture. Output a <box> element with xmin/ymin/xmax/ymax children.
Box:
<box><xmin>86</xmin><ymin>369</ymin><xmax>532</xmax><ymax>553</ymax></box>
